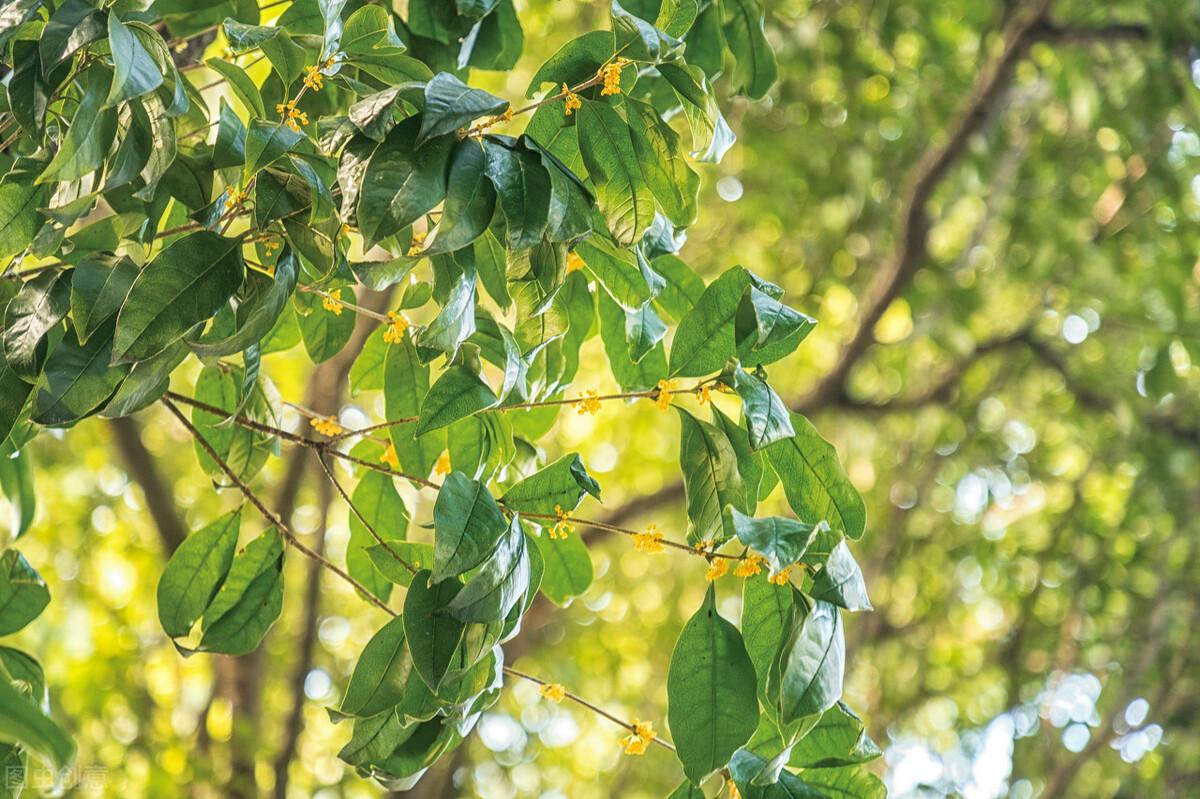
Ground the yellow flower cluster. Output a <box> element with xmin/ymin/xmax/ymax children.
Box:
<box><xmin>562</xmin><ymin>83</ymin><xmax>582</xmax><ymax>116</ymax></box>
<box><xmin>566</xmin><ymin>250</ymin><xmax>585</xmax><ymax>273</ymax></box>
<box><xmin>599</xmin><ymin>59</ymin><xmax>629</xmax><ymax>96</ymax></box>
<box><xmin>434</xmin><ymin>451</ymin><xmax>451</xmax><ymax>476</ymax></box>
<box><xmin>768</xmin><ymin>566</ymin><xmax>794</xmax><ymax>586</ymax></box>
<box><xmin>549</xmin><ymin>505</ymin><xmax>574</xmax><ymax>540</ymax></box>
<box><xmin>575</xmin><ymin>389</ymin><xmax>602</xmax><ymax>416</ymax></box>
<box><xmin>303</xmin><ymin>65</ymin><xmax>324</xmax><ymax>91</ymax></box>
<box><xmin>263</xmin><ymin>238</ymin><xmax>281</xmax><ymax>256</ymax></box>
<box><xmin>223</xmin><ymin>187</ymin><xmax>248</xmax><ymax>213</ymax></box>
<box><xmin>695</xmin><ymin>384</ymin><xmax>712</xmax><ymax>405</ymax></box>
<box><xmin>634</xmin><ymin>523</ymin><xmax>664</xmax><ymax>553</ymax></box>
<box><xmin>380</xmin><ymin>443</ymin><xmax>399</xmax><ymax>470</ymax></box>
<box><xmin>275</xmin><ymin>100</ymin><xmax>308</xmax><ymax>132</ymax></box>
<box><xmin>705</xmin><ymin>557</ymin><xmax>729</xmax><ymax>582</ymax></box>
<box><xmin>538</xmin><ymin>683</ymin><xmax>566</xmax><ymax>703</ymax></box>
<box><xmin>321</xmin><ymin>289</ymin><xmax>343</xmax><ymax>315</ymax></box>
<box><xmin>310</xmin><ymin>416</ymin><xmax>343</xmax><ymax>436</ymax></box>
<box><xmin>621</xmin><ymin>719</ymin><xmax>655</xmax><ymax>756</ymax></box>
<box><xmin>383</xmin><ymin>311</ymin><xmax>410</xmax><ymax>344</ymax></box>
<box><xmin>655</xmin><ymin>379</ymin><xmax>677</xmax><ymax>410</ymax></box>
<box><xmin>733</xmin><ymin>553</ymin><xmax>765</xmax><ymax>578</ymax></box>
<box><xmin>407</xmin><ymin>230</ymin><xmax>426</xmax><ymax>256</ymax></box>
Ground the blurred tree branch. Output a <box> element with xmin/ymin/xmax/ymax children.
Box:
<box><xmin>109</xmin><ymin>416</ymin><xmax>187</xmax><ymax>555</ymax></box>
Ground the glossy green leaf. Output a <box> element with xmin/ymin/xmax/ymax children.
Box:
<box><xmin>765</xmin><ymin>412</ymin><xmax>866</xmax><ymax>540</ymax></box>
<box><xmin>0</xmin><ymin>550</ymin><xmax>49</xmax><ymax>636</ymax></box>
<box><xmin>667</xmin><ymin>585</ymin><xmax>758</xmax><ymax>784</ymax></box>
<box><xmin>367</xmin><ymin>541</ymin><xmax>435</xmax><ymax>588</ymax></box>
<box><xmin>384</xmin><ymin>337</ymin><xmax>443</xmax><ymax>479</ymax></box>
<box><xmin>340</xmin><ymin>615</ymin><xmax>414</xmax><ymax>718</ymax></box>
<box><xmin>788</xmin><ymin>701</ymin><xmax>882</xmax><ymax>769</ymax></box>
<box><xmin>156</xmin><ymin>508</ymin><xmax>242</xmax><ymax>639</ymax></box>
<box><xmin>70</xmin><ymin>255</ymin><xmax>138</xmax><ymax>345</ymax></box>
<box><xmin>741</xmin><ymin>574</ymin><xmax>794</xmax><ymax>692</ymax></box>
<box><xmin>0</xmin><ymin>676</ymin><xmax>74</xmax><ymax>769</ymax></box>
<box><xmin>500</xmin><ymin>452</ymin><xmax>601</xmax><ymax>516</ymax></box>
<box><xmin>730</xmin><ymin>509</ymin><xmax>822</xmax><ymax>575</ymax></box>
<box><xmin>403</xmin><ymin>569</ymin><xmax>465</xmax><ymax>691</ymax></box>
<box><xmin>347</xmin><ymin>468</ymin><xmax>409</xmax><ymax>603</ymax></box>
<box><xmin>426</xmin><ymin>140</ymin><xmax>495</xmax><ymax>255</ymax></box>
<box><xmin>417</xmin><ymin>72</ymin><xmax>508</xmax><ymax>146</ymax></box>
<box><xmin>577</xmin><ymin>99</ymin><xmax>654</xmax><ymax>245</ymax></box>
<box><xmin>31</xmin><ymin>324</ymin><xmax>129</xmax><ymax>426</ymax></box>
<box><xmin>731</xmin><ymin>368</ymin><xmax>795</xmax><ymax>450</ymax></box>
<box><xmin>2</xmin><ymin>270</ymin><xmax>71</xmax><ymax>381</ymax></box>
<box><xmin>417</xmin><ymin>365</ymin><xmax>499</xmax><ymax>437</ymax></box>
<box><xmin>532</xmin><ymin>527</ymin><xmax>593</xmax><ymax>607</ymax></box>
<box><xmin>721</xmin><ymin>0</ymin><xmax>778</xmax><ymax>100</ymax></box>
<box><xmin>244</xmin><ymin>120</ymin><xmax>304</xmax><ymax>179</ymax></box>
<box><xmin>432</xmin><ymin>471</ymin><xmax>508</xmax><ymax>580</ymax></box>
<box><xmin>357</xmin><ymin>117</ymin><xmax>454</xmax><ymax>248</ymax></box>
<box><xmin>809</xmin><ymin>541</ymin><xmax>871</xmax><ymax>612</ymax></box>
<box><xmin>446</xmin><ymin>513</ymin><xmax>530</xmax><ymax>623</ymax></box>
<box><xmin>198</xmin><ymin>528</ymin><xmax>285</xmax><ymax>656</ymax></box>
<box><xmin>677</xmin><ymin>407</ymin><xmax>744</xmax><ymax>545</ymax></box>
<box><xmin>483</xmin><ymin>139</ymin><xmax>551</xmax><ymax>251</ymax></box>
<box><xmin>112</xmin><ymin>231</ymin><xmax>246</xmax><ymax>363</ymax></box>
<box><xmin>770</xmin><ymin>600</ymin><xmax>844</xmax><ymax>724</ymax></box>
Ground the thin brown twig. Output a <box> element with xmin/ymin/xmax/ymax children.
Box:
<box><xmin>312</xmin><ymin>452</ymin><xmax>418</xmax><ymax>574</ymax></box>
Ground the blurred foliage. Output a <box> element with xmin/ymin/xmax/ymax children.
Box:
<box><xmin>4</xmin><ymin>0</ymin><xmax>1200</xmax><ymax>797</ymax></box>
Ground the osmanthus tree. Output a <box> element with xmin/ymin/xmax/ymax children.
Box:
<box><xmin>0</xmin><ymin>0</ymin><xmax>881</xmax><ymax>795</ymax></box>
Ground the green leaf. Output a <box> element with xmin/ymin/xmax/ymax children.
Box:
<box><xmin>446</xmin><ymin>513</ymin><xmax>530</xmax><ymax>623</ymax></box>
<box><xmin>204</xmin><ymin>58</ymin><xmax>265</xmax><ymax>118</ymax></box>
<box><xmin>70</xmin><ymin>255</ymin><xmax>139</xmax><ymax>345</ymax></box>
<box><xmin>188</xmin><ymin>248</ymin><xmax>299</xmax><ymax>358</ymax></box>
<box><xmin>156</xmin><ymin>508</ymin><xmax>242</xmax><ymax>638</ymax></box>
<box><xmin>721</xmin><ymin>0</ymin><xmax>778</xmax><ymax>100</ymax></box>
<box><xmin>0</xmin><ymin>550</ymin><xmax>50</xmax><ymax>636</ymax></box>
<box><xmin>347</xmin><ymin>468</ymin><xmax>409</xmax><ymax>603</ymax></box>
<box><xmin>39</xmin><ymin>66</ymin><xmax>117</xmax><ymax>185</ymax></box>
<box><xmin>426</xmin><ymin>140</ymin><xmax>495</xmax><ymax>255</ymax></box>
<box><xmin>500</xmin><ymin>452</ymin><xmax>601</xmax><ymax>516</ymax></box>
<box><xmin>483</xmin><ymin>139</ymin><xmax>551</xmax><ymax>251</ymax></box>
<box><xmin>612</xmin><ymin>1</ymin><xmax>684</xmax><ymax>63</ymax></box>
<box><xmin>112</xmin><ymin>231</ymin><xmax>246</xmax><ymax>363</ymax></box>
<box><xmin>731</xmin><ymin>368</ymin><xmax>795</xmax><ymax>450</ymax></box>
<box><xmin>526</xmin><ymin>30</ymin><xmax>616</xmax><ymax>96</ymax></box>
<box><xmin>417</xmin><ymin>365</ymin><xmax>499</xmax><ymax>437</ymax></box>
<box><xmin>384</xmin><ymin>337</ymin><xmax>442</xmax><ymax>479</ymax></box>
<box><xmin>597</xmin><ymin>287</ymin><xmax>667</xmax><ymax>392</ymax></box>
<box><xmin>244</xmin><ymin>120</ymin><xmax>304</xmax><ymax>179</ymax></box>
<box><xmin>0</xmin><ymin>179</ymin><xmax>46</xmax><ymax>260</ymax></box>
<box><xmin>349</xmin><ymin>328</ymin><xmax>388</xmax><ymax>396</ymax></box>
<box><xmin>198</xmin><ymin>528</ymin><xmax>285</xmax><ymax>656</ymax></box>
<box><xmin>657</xmin><ymin>0</ymin><xmax>699</xmax><ymax>36</ymax></box>
<box><xmin>712</xmin><ymin>404</ymin><xmax>762</xmax><ymax>514</ymax></box>
<box><xmin>357</xmin><ymin>117</ymin><xmax>454</xmax><ymax>248</ymax></box>
<box><xmin>667</xmin><ymin>585</ymin><xmax>759</xmax><ymax>784</ymax></box>
<box><xmin>666</xmin><ymin>782</ymin><xmax>706</xmax><ymax>799</ymax></box>
<box><xmin>340</xmin><ymin>615</ymin><xmax>414</xmax><ymax>718</ymax></box>
<box><xmin>788</xmin><ymin>702</ymin><xmax>882</xmax><ymax>769</ymax></box>
<box><xmin>658</xmin><ymin>62</ymin><xmax>736</xmax><ymax>163</ymax></box>
<box><xmin>2</xmin><ymin>270</ymin><xmax>71</xmax><ymax>381</ymax></box>
<box><xmin>0</xmin><ymin>676</ymin><xmax>74</xmax><ymax>770</ymax></box>
<box><xmin>625</xmin><ymin>98</ymin><xmax>699</xmax><ymax>227</ymax></box>
<box><xmin>771</xmin><ymin>599</ymin><xmax>844</xmax><ymax>724</ymax></box>
<box><xmin>575</xmin><ymin>237</ymin><xmax>656</xmax><ymax>310</ymax></box>
<box><xmin>765</xmin><ymin>412</ymin><xmax>866</xmax><ymax>540</ymax></box>
<box><xmin>577</xmin><ymin>99</ymin><xmax>654</xmax><ymax>245</ymax></box>
<box><xmin>105</xmin><ymin>14</ymin><xmax>164</xmax><ymax>107</ymax></box>
<box><xmin>403</xmin><ymin>569</ymin><xmax>465</xmax><ymax>691</ymax></box>
<box><xmin>417</xmin><ymin>72</ymin><xmax>508</xmax><ymax>146</ymax></box>
<box><xmin>338</xmin><ymin>709</ymin><xmax>408</xmax><ymax>767</ymax></box>
<box><xmin>809</xmin><ymin>541</ymin><xmax>871</xmax><ymax>612</ymax></box>
<box><xmin>669</xmin><ymin>265</ymin><xmax>755</xmax><ymax>378</ymax></box>
<box><xmin>625</xmin><ymin>301</ymin><xmax>668</xmax><ymax>364</ymax></box>
<box><xmin>31</xmin><ymin>324</ymin><xmax>130</xmax><ymax>426</ymax></box>
<box><xmin>39</xmin><ymin>0</ymin><xmax>105</xmax><ymax>74</ymax></box>
<box><xmin>737</xmin><ymin>287</ymin><xmax>816</xmax><ymax>367</ymax></box>
<box><xmin>730</xmin><ymin>509</ymin><xmax>822</xmax><ymax>575</ymax></box>
<box><xmin>741</xmin><ymin>574</ymin><xmax>794</xmax><ymax>692</ymax></box>
<box><xmin>532</xmin><ymin>527</ymin><xmax>593</xmax><ymax>607</ymax></box>
<box><xmin>432</xmin><ymin>471</ymin><xmax>508</xmax><ymax>580</ymax></box>
<box><xmin>0</xmin><ymin>446</ymin><xmax>35</xmax><ymax>539</ymax></box>
<box><xmin>677</xmin><ymin>407</ymin><xmax>744</xmax><ymax>545</ymax></box>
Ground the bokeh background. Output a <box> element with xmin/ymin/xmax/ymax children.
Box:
<box><xmin>7</xmin><ymin>0</ymin><xmax>1200</xmax><ymax>796</ymax></box>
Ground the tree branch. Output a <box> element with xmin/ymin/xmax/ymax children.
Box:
<box><xmin>1032</xmin><ymin>20</ymin><xmax>1152</xmax><ymax>44</ymax></box>
<box><xmin>801</xmin><ymin>0</ymin><xmax>1054</xmax><ymax>411</ymax></box>
<box><xmin>108</xmin><ymin>416</ymin><xmax>188</xmax><ymax>555</ymax></box>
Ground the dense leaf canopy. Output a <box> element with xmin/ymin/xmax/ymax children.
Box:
<box><xmin>1</xmin><ymin>0</ymin><xmax>1199</xmax><ymax>797</ymax></box>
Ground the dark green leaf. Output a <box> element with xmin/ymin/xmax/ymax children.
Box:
<box><xmin>426</xmin><ymin>140</ymin><xmax>495</xmax><ymax>255</ymax></box>
<box><xmin>771</xmin><ymin>600</ymin><xmax>844</xmax><ymax>724</ymax></box>
<box><xmin>721</xmin><ymin>0</ymin><xmax>778</xmax><ymax>100</ymax></box>
<box><xmin>0</xmin><ymin>676</ymin><xmax>74</xmax><ymax>769</ymax></box>
<box><xmin>403</xmin><ymin>570</ymin><xmax>465</xmax><ymax>690</ymax></box>
<box><xmin>532</xmin><ymin>527</ymin><xmax>593</xmax><ymax>607</ymax></box>
<box><xmin>70</xmin><ymin>255</ymin><xmax>139</xmax><ymax>345</ymax></box>
<box><xmin>0</xmin><ymin>550</ymin><xmax>50</xmax><ymax>636</ymax></box>
<box><xmin>156</xmin><ymin>508</ymin><xmax>242</xmax><ymax>638</ymax></box>
<box><xmin>809</xmin><ymin>541</ymin><xmax>871</xmax><ymax>612</ymax></box>
<box><xmin>730</xmin><ymin>509</ymin><xmax>822</xmax><ymax>576</ymax></box>
<box><xmin>417</xmin><ymin>365</ymin><xmax>498</xmax><ymax>437</ymax></box>
<box><xmin>417</xmin><ymin>72</ymin><xmax>508</xmax><ymax>146</ymax></box>
<box><xmin>731</xmin><ymin>368</ymin><xmax>795</xmax><ymax>450</ymax></box>
<box><xmin>31</xmin><ymin>324</ymin><xmax>129</xmax><ymax>425</ymax></box>
<box><xmin>432</xmin><ymin>471</ymin><xmax>508</xmax><ymax>580</ymax></box>
<box><xmin>357</xmin><ymin>117</ymin><xmax>454</xmax><ymax>248</ymax></box>
<box><xmin>577</xmin><ymin>99</ymin><xmax>653</xmax><ymax>245</ymax></box>
<box><xmin>198</xmin><ymin>528</ymin><xmax>285</xmax><ymax>656</ymax></box>
<box><xmin>765</xmin><ymin>412</ymin><xmax>866</xmax><ymax>540</ymax></box>
<box><xmin>788</xmin><ymin>702</ymin><xmax>882</xmax><ymax>769</ymax></box>
<box><xmin>677</xmin><ymin>407</ymin><xmax>744</xmax><ymax>545</ymax></box>
<box><xmin>500</xmin><ymin>452</ymin><xmax>601</xmax><ymax>516</ymax></box>
<box><xmin>105</xmin><ymin>14</ymin><xmax>164</xmax><ymax>107</ymax></box>
<box><xmin>446</xmin><ymin>513</ymin><xmax>530</xmax><ymax>623</ymax></box>
<box><xmin>483</xmin><ymin>139</ymin><xmax>551</xmax><ymax>251</ymax></box>
<box><xmin>340</xmin><ymin>615</ymin><xmax>414</xmax><ymax>718</ymax></box>
<box><xmin>2</xmin><ymin>270</ymin><xmax>71</xmax><ymax>381</ymax></box>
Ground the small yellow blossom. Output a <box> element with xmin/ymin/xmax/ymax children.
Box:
<box><xmin>275</xmin><ymin>101</ymin><xmax>308</xmax><ymax>132</ymax></box>
<box><xmin>474</xmin><ymin>107</ymin><xmax>514</xmax><ymax>135</ymax></box>
<box><xmin>538</xmin><ymin>683</ymin><xmax>566</xmax><ymax>703</ymax></box>
<box><xmin>383</xmin><ymin>311</ymin><xmax>410</xmax><ymax>344</ymax></box>
<box><xmin>310</xmin><ymin>416</ymin><xmax>343</xmax><ymax>436</ymax></box>
<box><xmin>223</xmin><ymin>187</ymin><xmax>249</xmax><ymax>213</ymax></box>
<box><xmin>407</xmin><ymin>230</ymin><xmax>426</xmax><ymax>256</ymax></box>
<box><xmin>566</xmin><ymin>250</ymin><xmax>586</xmax><ymax>273</ymax></box>
<box><xmin>654</xmin><ymin>379</ymin><xmax>677</xmax><ymax>410</ymax></box>
<box><xmin>575</xmin><ymin>389</ymin><xmax>602</xmax><ymax>416</ymax></box>
<box><xmin>303</xmin><ymin>64</ymin><xmax>325</xmax><ymax>91</ymax></box>
<box><xmin>729</xmin><ymin>783</ymin><xmax>742</xmax><ymax>799</ymax></box>
<box><xmin>733</xmin><ymin>553</ymin><xmax>765</xmax><ymax>578</ymax></box>
<box><xmin>380</xmin><ymin>443</ymin><xmax>399</xmax><ymax>470</ymax></box>
<box><xmin>599</xmin><ymin>59</ymin><xmax>629</xmax><ymax>96</ymax></box>
<box><xmin>695</xmin><ymin>384</ymin><xmax>712</xmax><ymax>405</ymax></box>
<box><xmin>550</xmin><ymin>504</ymin><xmax>574</xmax><ymax>540</ymax></box>
<box><xmin>562</xmin><ymin>83</ymin><xmax>582</xmax><ymax>116</ymax></box>
<box><xmin>434</xmin><ymin>450</ymin><xmax>451</xmax><ymax>476</ymax></box>
<box><xmin>768</xmin><ymin>566</ymin><xmax>794</xmax><ymax>586</ymax></box>
<box><xmin>705</xmin><ymin>557</ymin><xmax>730</xmax><ymax>582</ymax></box>
<box><xmin>634</xmin><ymin>523</ymin><xmax>665</xmax><ymax>553</ymax></box>
<box><xmin>263</xmin><ymin>238</ymin><xmax>281</xmax><ymax>255</ymax></box>
<box><xmin>621</xmin><ymin>719</ymin><xmax>655</xmax><ymax>755</ymax></box>
<box><xmin>693</xmin><ymin>540</ymin><xmax>714</xmax><ymax>556</ymax></box>
<box><xmin>321</xmin><ymin>289</ymin><xmax>343</xmax><ymax>315</ymax></box>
